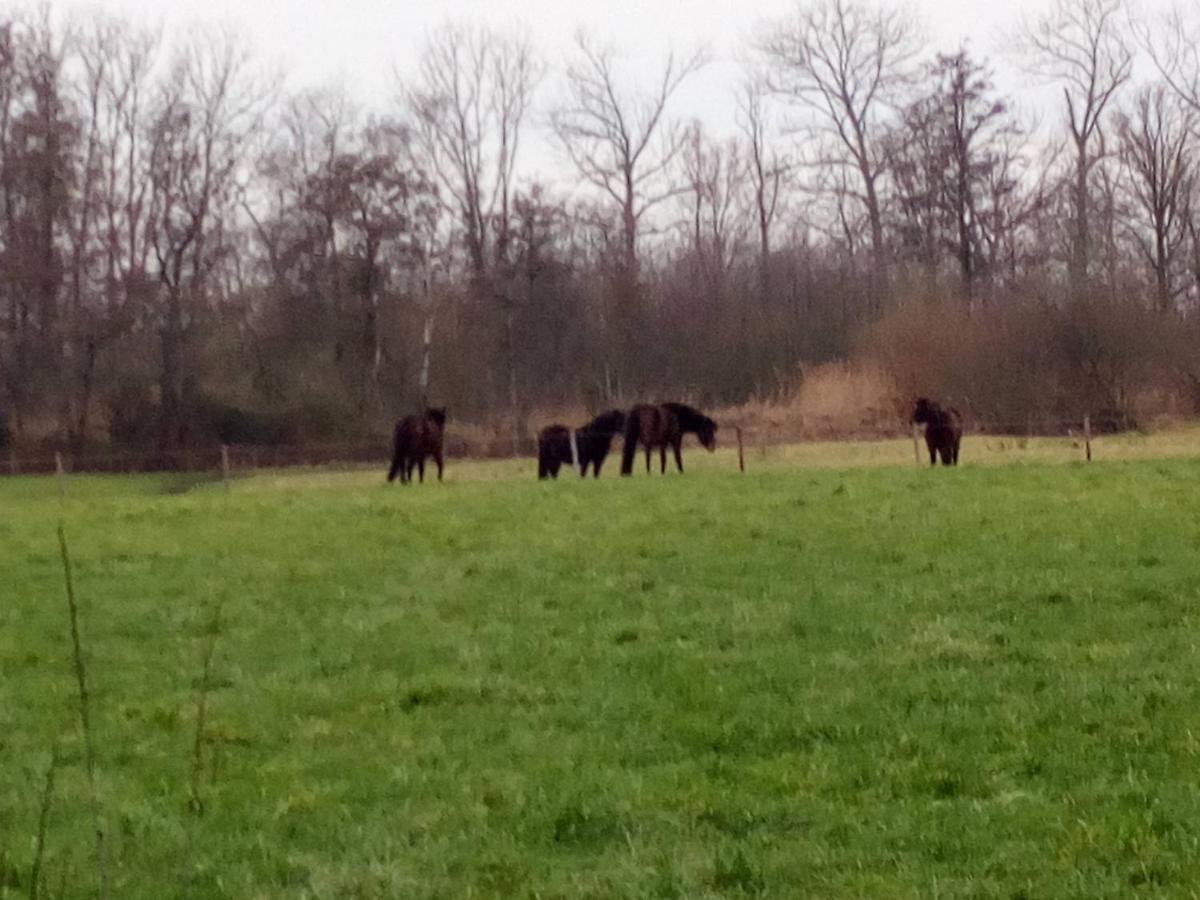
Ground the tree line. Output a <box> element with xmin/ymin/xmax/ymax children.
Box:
<box><xmin>2</xmin><ymin>0</ymin><xmax>1200</xmax><ymax>459</ymax></box>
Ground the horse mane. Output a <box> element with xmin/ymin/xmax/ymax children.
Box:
<box><xmin>426</xmin><ymin>407</ymin><xmax>447</xmax><ymax>427</ymax></box>
<box><xmin>662</xmin><ymin>402</ymin><xmax>715</xmax><ymax>433</ymax></box>
<box><xmin>913</xmin><ymin>397</ymin><xmax>961</xmax><ymax>428</ymax></box>
<box><xmin>582</xmin><ymin>409</ymin><xmax>625</xmax><ymax>435</ymax></box>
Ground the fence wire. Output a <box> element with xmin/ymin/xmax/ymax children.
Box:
<box><xmin>0</xmin><ymin>414</ymin><xmax>1143</xmax><ymax>478</ymax></box>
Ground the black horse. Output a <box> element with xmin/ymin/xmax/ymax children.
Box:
<box><xmin>387</xmin><ymin>407</ymin><xmax>447</xmax><ymax>483</ymax></box>
<box><xmin>620</xmin><ymin>402</ymin><xmax>717</xmax><ymax>475</ymax></box>
<box><xmin>537</xmin><ymin>409</ymin><xmax>626</xmax><ymax>479</ymax></box>
<box><xmin>911</xmin><ymin>397</ymin><xmax>962</xmax><ymax>466</ymax></box>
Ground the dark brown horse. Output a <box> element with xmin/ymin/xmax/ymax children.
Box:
<box><xmin>537</xmin><ymin>410</ymin><xmax>626</xmax><ymax>479</ymax></box>
<box><xmin>387</xmin><ymin>407</ymin><xmax>446</xmax><ymax>483</ymax></box>
<box><xmin>620</xmin><ymin>402</ymin><xmax>717</xmax><ymax>475</ymax></box>
<box><xmin>912</xmin><ymin>398</ymin><xmax>962</xmax><ymax>466</ymax></box>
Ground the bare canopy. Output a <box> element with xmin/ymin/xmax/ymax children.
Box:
<box><xmin>755</xmin><ymin>0</ymin><xmax>921</xmax><ymax>274</ymax></box>
<box><xmin>550</xmin><ymin>32</ymin><xmax>709</xmax><ymax>280</ymax></box>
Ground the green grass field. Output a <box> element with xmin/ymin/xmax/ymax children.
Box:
<box><xmin>4</xmin><ymin>433</ymin><xmax>1200</xmax><ymax>898</ymax></box>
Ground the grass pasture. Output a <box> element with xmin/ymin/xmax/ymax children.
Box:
<box><xmin>3</xmin><ymin>433</ymin><xmax>1200</xmax><ymax>898</ymax></box>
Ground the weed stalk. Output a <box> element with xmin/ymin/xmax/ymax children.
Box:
<box><xmin>29</xmin><ymin>748</ymin><xmax>59</xmax><ymax>900</ymax></box>
<box><xmin>57</xmin><ymin>525</ymin><xmax>109</xmax><ymax>900</ymax></box>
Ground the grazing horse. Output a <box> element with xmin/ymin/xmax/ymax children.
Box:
<box><xmin>911</xmin><ymin>397</ymin><xmax>962</xmax><ymax>466</ymax></box>
<box><xmin>537</xmin><ymin>409</ymin><xmax>626</xmax><ymax>479</ymax></box>
<box><xmin>387</xmin><ymin>407</ymin><xmax>446</xmax><ymax>483</ymax></box>
<box><xmin>620</xmin><ymin>402</ymin><xmax>717</xmax><ymax>475</ymax></box>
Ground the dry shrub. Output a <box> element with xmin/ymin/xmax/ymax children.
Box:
<box><xmin>717</xmin><ymin>363</ymin><xmax>902</xmax><ymax>442</ymax></box>
<box><xmin>857</xmin><ymin>295</ymin><xmax>1189</xmax><ymax>432</ymax></box>
<box><xmin>790</xmin><ymin>363</ymin><xmax>901</xmax><ymax>435</ymax></box>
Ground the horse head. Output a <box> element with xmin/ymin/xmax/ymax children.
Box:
<box><xmin>911</xmin><ymin>397</ymin><xmax>935</xmax><ymax>425</ymax></box>
<box><xmin>697</xmin><ymin>417</ymin><xmax>718</xmax><ymax>451</ymax></box>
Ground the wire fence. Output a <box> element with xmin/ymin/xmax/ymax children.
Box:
<box><xmin>2</xmin><ymin>441</ymin><xmax>387</xmax><ymax>478</ymax></box>
<box><xmin>0</xmin><ymin>413</ymin><xmax>1148</xmax><ymax>479</ymax></box>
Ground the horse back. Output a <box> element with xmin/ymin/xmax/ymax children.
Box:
<box><xmin>395</xmin><ymin>412</ymin><xmax>444</xmax><ymax>456</ymax></box>
<box><xmin>944</xmin><ymin>407</ymin><xmax>964</xmax><ymax>438</ymax></box>
<box><xmin>630</xmin><ymin>404</ymin><xmax>674</xmax><ymax>446</ymax></box>
<box><xmin>538</xmin><ymin>425</ymin><xmax>571</xmax><ymax>455</ymax></box>
<box><xmin>393</xmin><ymin>415</ymin><xmax>418</xmax><ymax>449</ymax></box>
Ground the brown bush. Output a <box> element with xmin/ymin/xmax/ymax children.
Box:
<box><xmin>856</xmin><ymin>295</ymin><xmax>1190</xmax><ymax>433</ymax></box>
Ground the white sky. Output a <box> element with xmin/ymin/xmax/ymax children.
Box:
<box><xmin>62</xmin><ymin>0</ymin><xmax>1179</xmax><ymax>184</ymax></box>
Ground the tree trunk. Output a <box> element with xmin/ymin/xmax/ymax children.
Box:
<box><xmin>158</xmin><ymin>290</ymin><xmax>185</xmax><ymax>463</ymax></box>
<box><xmin>418</xmin><ymin>275</ymin><xmax>435</xmax><ymax>406</ymax></box>
<box><xmin>1071</xmin><ymin>141</ymin><xmax>1090</xmax><ymax>293</ymax></box>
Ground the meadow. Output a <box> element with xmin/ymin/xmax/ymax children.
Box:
<box><xmin>3</xmin><ymin>432</ymin><xmax>1200</xmax><ymax>898</ymax></box>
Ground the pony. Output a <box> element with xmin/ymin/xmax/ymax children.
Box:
<box><xmin>387</xmin><ymin>407</ymin><xmax>446</xmax><ymax>483</ymax></box>
<box><xmin>537</xmin><ymin>409</ymin><xmax>626</xmax><ymax>479</ymax></box>
<box><xmin>911</xmin><ymin>397</ymin><xmax>962</xmax><ymax>466</ymax></box>
<box><xmin>620</xmin><ymin>402</ymin><xmax>717</xmax><ymax>475</ymax></box>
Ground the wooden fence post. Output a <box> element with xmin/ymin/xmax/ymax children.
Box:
<box><xmin>735</xmin><ymin>427</ymin><xmax>745</xmax><ymax>473</ymax></box>
<box><xmin>1084</xmin><ymin>415</ymin><xmax>1092</xmax><ymax>462</ymax></box>
<box><xmin>912</xmin><ymin>424</ymin><xmax>923</xmax><ymax>467</ymax></box>
<box><xmin>221</xmin><ymin>444</ymin><xmax>231</xmax><ymax>491</ymax></box>
<box><xmin>55</xmin><ymin>451</ymin><xmax>65</xmax><ymax>500</ymax></box>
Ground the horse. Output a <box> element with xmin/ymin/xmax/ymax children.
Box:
<box><xmin>537</xmin><ymin>409</ymin><xmax>626</xmax><ymax>479</ymax></box>
<box><xmin>387</xmin><ymin>407</ymin><xmax>446</xmax><ymax>483</ymax></box>
<box><xmin>620</xmin><ymin>402</ymin><xmax>717</xmax><ymax>475</ymax></box>
<box><xmin>911</xmin><ymin>397</ymin><xmax>962</xmax><ymax>466</ymax></box>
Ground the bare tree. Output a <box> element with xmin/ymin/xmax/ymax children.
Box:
<box><xmin>146</xmin><ymin>25</ymin><xmax>271</xmax><ymax>456</ymax></box>
<box><xmin>405</xmin><ymin>23</ymin><xmax>540</xmax><ymax>289</ymax></box>
<box><xmin>1136</xmin><ymin>3</ymin><xmax>1200</xmax><ymax>114</ymax></box>
<box><xmin>56</xmin><ymin>14</ymin><xmax>161</xmax><ymax>451</ymax></box>
<box><xmin>756</xmin><ymin>0</ymin><xmax>921</xmax><ymax>283</ymax></box>
<box><xmin>678</xmin><ymin>121</ymin><xmax>746</xmax><ymax>294</ymax></box>
<box><xmin>551</xmin><ymin>33</ymin><xmax>708</xmax><ymax>395</ymax></box>
<box><xmin>1017</xmin><ymin>0</ymin><xmax>1132</xmax><ymax>289</ymax></box>
<box><xmin>888</xmin><ymin>50</ymin><xmax>1019</xmax><ymax>301</ymax></box>
<box><xmin>404</xmin><ymin>23</ymin><xmax>540</xmax><ymax>443</ymax></box>
<box><xmin>1116</xmin><ymin>86</ymin><xmax>1195</xmax><ymax>311</ymax></box>
<box><xmin>552</xmin><ymin>32</ymin><xmax>709</xmax><ymax>285</ymax></box>
<box><xmin>738</xmin><ymin>78</ymin><xmax>789</xmax><ymax>307</ymax></box>
<box><xmin>0</xmin><ymin>9</ymin><xmax>76</xmax><ymax>441</ymax></box>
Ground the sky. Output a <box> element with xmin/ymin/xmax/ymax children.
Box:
<box><xmin>58</xmin><ymin>0</ymin><xmax>1180</xmax><ymax>184</ymax></box>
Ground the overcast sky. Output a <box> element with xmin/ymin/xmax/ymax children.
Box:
<box><xmin>60</xmin><ymin>0</ymin><xmax>1178</xmax><ymax>183</ymax></box>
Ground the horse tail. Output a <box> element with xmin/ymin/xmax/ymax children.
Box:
<box><xmin>387</xmin><ymin>423</ymin><xmax>405</xmax><ymax>482</ymax></box>
<box><xmin>620</xmin><ymin>410</ymin><xmax>641</xmax><ymax>476</ymax></box>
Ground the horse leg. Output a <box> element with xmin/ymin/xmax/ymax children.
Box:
<box><xmin>952</xmin><ymin>439</ymin><xmax>961</xmax><ymax>466</ymax></box>
<box><xmin>645</xmin><ymin>446</ymin><xmax>651</xmax><ymax>473</ymax></box>
<box><xmin>592</xmin><ymin>456</ymin><xmax>603</xmax><ymax>478</ymax></box>
<box><xmin>435</xmin><ymin>450</ymin><xmax>443</xmax><ymax>482</ymax></box>
<box><xmin>673</xmin><ymin>439</ymin><xmax>684</xmax><ymax>473</ymax></box>
<box><xmin>939</xmin><ymin>446</ymin><xmax>952</xmax><ymax>466</ymax></box>
<box><xmin>660</xmin><ymin>445</ymin><xmax>667</xmax><ymax>474</ymax></box>
<box><xmin>926</xmin><ymin>438</ymin><xmax>937</xmax><ymax>466</ymax></box>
